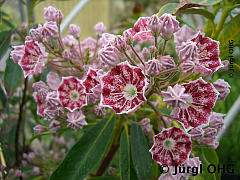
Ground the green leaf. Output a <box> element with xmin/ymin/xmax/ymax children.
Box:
<box><xmin>50</xmin><ymin>114</ymin><xmax>116</xmax><ymax>180</ymax></box>
<box><xmin>130</xmin><ymin>116</ymin><xmax>153</xmax><ymax>180</ymax></box>
<box><xmin>189</xmin><ymin>0</ymin><xmax>221</xmax><ymax>5</ymax></box>
<box><xmin>0</xmin><ymin>85</ymin><xmax>8</xmax><ymax>112</ymax></box>
<box><xmin>218</xmin><ymin>14</ymin><xmax>240</xmax><ymax>59</ymax></box>
<box><xmin>87</xmin><ymin>177</ymin><xmax>120</xmax><ymax>180</ymax></box>
<box><xmin>196</xmin><ymin>148</ymin><xmax>220</xmax><ymax>180</ymax></box>
<box><xmin>120</xmin><ymin>125</ymin><xmax>130</xmax><ymax>180</ymax></box>
<box><xmin>158</xmin><ymin>3</ymin><xmax>179</xmax><ymax>16</ymax></box>
<box><xmin>0</xmin><ymin>30</ymin><xmax>11</xmax><ymax>61</ymax></box>
<box><xmin>175</xmin><ymin>8</ymin><xmax>215</xmax><ymax>20</ymax></box>
<box><xmin>4</xmin><ymin>56</ymin><xmax>23</xmax><ymax>94</ymax></box>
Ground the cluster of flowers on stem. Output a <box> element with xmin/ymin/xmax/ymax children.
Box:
<box><xmin>11</xmin><ymin>6</ymin><xmax>231</xmax><ymax>179</ymax></box>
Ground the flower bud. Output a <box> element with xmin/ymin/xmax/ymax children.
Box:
<box><xmin>141</xmin><ymin>118</ymin><xmax>153</xmax><ymax>134</ymax></box>
<box><xmin>44</xmin><ymin>6</ymin><xmax>63</xmax><ymax>23</ymax></box>
<box><xmin>94</xmin><ymin>22</ymin><xmax>106</xmax><ymax>36</ymax></box>
<box><xmin>142</xmin><ymin>47</ymin><xmax>149</xmax><ymax>60</ymax></box>
<box><xmin>42</xmin><ymin>21</ymin><xmax>58</xmax><ymax>40</ymax></box>
<box><xmin>178</xmin><ymin>40</ymin><xmax>198</xmax><ymax>61</ymax></box>
<box><xmin>145</xmin><ymin>58</ymin><xmax>162</xmax><ymax>76</ymax></box>
<box><xmin>149</xmin><ymin>45</ymin><xmax>157</xmax><ymax>55</ymax></box>
<box><xmin>184</xmin><ymin>157</ymin><xmax>201</xmax><ymax>177</ymax></box>
<box><xmin>33</xmin><ymin>167</ymin><xmax>40</xmax><ymax>176</ymax></box>
<box><xmin>62</xmin><ymin>35</ymin><xmax>77</xmax><ymax>47</ymax></box>
<box><xmin>204</xmin><ymin>127</ymin><xmax>217</xmax><ymax>137</ymax></box>
<box><xmin>30</xmin><ymin>24</ymin><xmax>43</xmax><ymax>41</ymax></box>
<box><xmin>69</xmin><ymin>24</ymin><xmax>80</xmax><ymax>38</ymax></box>
<box><xmin>123</xmin><ymin>28</ymin><xmax>135</xmax><ymax>45</ymax></box>
<box><xmin>47</xmin><ymin>72</ymin><xmax>61</xmax><ymax>91</ymax></box>
<box><xmin>55</xmin><ymin>9</ymin><xmax>63</xmax><ymax>23</ymax></box>
<box><xmin>49</xmin><ymin>120</ymin><xmax>61</xmax><ymax>132</ymax></box>
<box><xmin>108</xmin><ymin>167</ymin><xmax>116</xmax><ymax>175</ymax></box>
<box><xmin>9</xmin><ymin>168</ymin><xmax>14</xmax><ymax>174</ymax></box>
<box><xmin>180</xmin><ymin>60</ymin><xmax>195</xmax><ymax>73</ymax></box>
<box><xmin>32</xmin><ymin>81</ymin><xmax>48</xmax><ymax>92</ymax></box>
<box><xmin>114</xmin><ymin>35</ymin><xmax>127</xmax><ymax>52</ymax></box>
<box><xmin>94</xmin><ymin>104</ymin><xmax>107</xmax><ymax>116</ymax></box>
<box><xmin>98</xmin><ymin>46</ymin><xmax>120</xmax><ymax>67</ymax></box>
<box><xmin>33</xmin><ymin>125</ymin><xmax>47</xmax><ymax>133</ymax></box>
<box><xmin>209</xmin><ymin>112</ymin><xmax>224</xmax><ymax>133</ymax></box>
<box><xmin>159</xmin><ymin>13</ymin><xmax>180</xmax><ymax>40</ymax></box>
<box><xmin>213</xmin><ymin>79</ymin><xmax>231</xmax><ymax>101</ymax></box>
<box><xmin>189</xmin><ymin>127</ymin><xmax>204</xmax><ymax>142</ymax></box>
<box><xmin>148</xmin><ymin>14</ymin><xmax>161</xmax><ymax>36</ymax></box>
<box><xmin>15</xmin><ymin>169</ymin><xmax>22</xmax><ymax>177</ymax></box>
<box><xmin>159</xmin><ymin>55</ymin><xmax>175</xmax><ymax>69</ymax></box>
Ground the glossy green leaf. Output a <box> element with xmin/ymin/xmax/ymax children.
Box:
<box><xmin>158</xmin><ymin>3</ymin><xmax>179</xmax><ymax>16</ymax></box>
<box><xmin>189</xmin><ymin>0</ymin><xmax>221</xmax><ymax>5</ymax></box>
<box><xmin>130</xmin><ymin>116</ymin><xmax>153</xmax><ymax>180</ymax></box>
<box><xmin>218</xmin><ymin>14</ymin><xmax>240</xmax><ymax>59</ymax></box>
<box><xmin>4</xmin><ymin>56</ymin><xmax>23</xmax><ymax>94</ymax></box>
<box><xmin>50</xmin><ymin>114</ymin><xmax>116</xmax><ymax>180</ymax></box>
<box><xmin>175</xmin><ymin>8</ymin><xmax>215</xmax><ymax>20</ymax></box>
<box><xmin>120</xmin><ymin>125</ymin><xmax>130</xmax><ymax>180</ymax></box>
<box><xmin>0</xmin><ymin>30</ymin><xmax>11</xmax><ymax>61</ymax></box>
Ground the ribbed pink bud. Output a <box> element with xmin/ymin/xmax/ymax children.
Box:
<box><xmin>209</xmin><ymin>112</ymin><xmax>224</xmax><ymax>133</ymax></box>
<box><xmin>46</xmin><ymin>91</ymin><xmax>59</xmax><ymax>107</ymax></box>
<box><xmin>189</xmin><ymin>127</ymin><xmax>204</xmax><ymax>142</ymax></box>
<box><xmin>114</xmin><ymin>35</ymin><xmax>127</xmax><ymax>52</ymax></box>
<box><xmin>148</xmin><ymin>14</ymin><xmax>161</xmax><ymax>36</ymax></box>
<box><xmin>62</xmin><ymin>35</ymin><xmax>77</xmax><ymax>47</ymax></box>
<box><xmin>98</xmin><ymin>46</ymin><xmax>120</xmax><ymax>67</ymax></box>
<box><xmin>69</xmin><ymin>24</ymin><xmax>80</xmax><ymax>38</ymax></box>
<box><xmin>149</xmin><ymin>45</ymin><xmax>157</xmax><ymax>54</ymax></box>
<box><xmin>204</xmin><ymin>127</ymin><xmax>217</xmax><ymax>137</ymax></box>
<box><xmin>11</xmin><ymin>45</ymin><xmax>25</xmax><ymax>63</ymax></box>
<box><xmin>94</xmin><ymin>22</ymin><xmax>106</xmax><ymax>36</ymax></box>
<box><xmin>142</xmin><ymin>47</ymin><xmax>149</xmax><ymax>60</ymax></box>
<box><xmin>32</xmin><ymin>81</ymin><xmax>48</xmax><ymax>92</ymax></box>
<box><xmin>145</xmin><ymin>58</ymin><xmax>162</xmax><ymax>76</ymax></box>
<box><xmin>15</xmin><ymin>169</ymin><xmax>22</xmax><ymax>177</ymax></box>
<box><xmin>67</xmin><ymin>111</ymin><xmax>87</xmax><ymax>130</ymax></box>
<box><xmin>123</xmin><ymin>28</ymin><xmax>135</xmax><ymax>45</ymax></box>
<box><xmin>94</xmin><ymin>104</ymin><xmax>107</xmax><ymax>116</ymax></box>
<box><xmin>140</xmin><ymin>118</ymin><xmax>152</xmax><ymax>134</ymax></box>
<box><xmin>178</xmin><ymin>41</ymin><xmax>198</xmax><ymax>61</ymax></box>
<box><xmin>30</xmin><ymin>24</ymin><xmax>43</xmax><ymax>41</ymax></box>
<box><xmin>33</xmin><ymin>125</ymin><xmax>47</xmax><ymax>133</ymax></box>
<box><xmin>213</xmin><ymin>79</ymin><xmax>231</xmax><ymax>101</ymax></box>
<box><xmin>49</xmin><ymin>120</ymin><xmax>61</xmax><ymax>132</ymax></box>
<box><xmin>159</xmin><ymin>55</ymin><xmax>175</xmax><ymax>69</ymax></box>
<box><xmin>42</xmin><ymin>21</ymin><xmax>58</xmax><ymax>40</ymax></box>
<box><xmin>184</xmin><ymin>157</ymin><xmax>202</xmax><ymax>177</ymax></box>
<box><xmin>47</xmin><ymin>72</ymin><xmax>61</xmax><ymax>91</ymax></box>
<box><xmin>159</xmin><ymin>13</ymin><xmax>180</xmax><ymax>40</ymax></box>
<box><xmin>44</xmin><ymin>6</ymin><xmax>63</xmax><ymax>23</ymax></box>
<box><xmin>180</xmin><ymin>60</ymin><xmax>195</xmax><ymax>73</ymax></box>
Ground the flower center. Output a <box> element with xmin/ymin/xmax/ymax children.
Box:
<box><xmin>123</xmin><ymin>84</ymin><xmax>137</xmax><ymax>100</ymax></box>
<box><xmin>70</xmin><ymin>90</ymin><xmax>79</xmax><ymax>101</ymax></box>
<box><xmin>163</xmin><ymin>138</ymin><xmax>175</xmax><ymax>150</ymax></box>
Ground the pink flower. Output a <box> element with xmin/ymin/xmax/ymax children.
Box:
<box><xmin>159</xmin><ymin>13</ymin><xmax>180</xmax><ymax>40</ymax></box>
<box><xmin>133</xmin><ymin>31</ymin><xmax>154</xmax><ymax>43</ymax></box>
<box><xmin>46</xmin><ymin>72</ymin><xmax>61</xmax><ymax>91</ymax></box>
<box><xmin>15</xmin><ymin>169</ymin><xmax>22</xmax><ymax>177</ymax></box>
<box><xmin>213</xmin><ymin>79</ymin><xmax>231</xmax><ymax>101</ymax></box>
<box><xmin>190</xmin><ymin>32</ymin><xmax>223</xmax><ymax>75</ymax></box>
<box><xmin>11</xmin><ymin>45</ymin><xmax>25</xmax><ymax>63</ymax></box>
<box><xmin>44</xmin><ymin>6</ymin><xmax>63</xmax><ymax>22</ymax></box>
<box><xmin>189</xmin><ymin>127</ymin><xmax>204</xmax><ymax>142</ymax></box>
<box><xmin>148</xmin><ymin>14</ymin><xmax>161</xmax><ymax>36</ymax></box>
<box><xmin>160</xmin><ymin>55</ymin><xmax>176</xmax><ymax>69</ymax></box>
<box><xmin>42</xmin><ymin>21</ymin><xmax>58</xmax><ymax>40</ymax></box>
<box><xmin>49</xmin><ymin>120</ymin><xmax>61</xmax><ymax>132</ymax></box>
<box><xmin>57</xmin><ymin>76</ymin><xmax>87</xmax><ymax>112</ymax></box>
<box><xmin>69</xmin><ymin>24</ymin><xmax>80</xmax><ymax>38</ymax></box>
<box><xmin>171</xmin><ymin>78</ymin><xmax>219</xmax><ymax>129</ymax></box>
<box><xmin>177</xmin><ymin>40</ymin><xmax>198</xmax><ymax>61</ymax></box>
<box><xmin>32</xmin><ymin>81</ymin><xmax>48</xmax><ymax>102</ymax></box>
<box><xmin>82</xmin><ymin>68</ymin><xmax>101</xmax><ymax>93</ymax></box>
<box><xmin>183</xmin><ymin>157</ymin><xmax>202</xmax><ymax>177</ymax></box>
<box><xmin>145</xmin><ymin>58</ymin><xmax>162</xmax><ymax>76</ymax></box>
<box><xmin>161</xmin><ymin>84</ymin><xmax>190</xmax><ymax>108</ymax></box>
<box><xmin>141</xmin><ymin>118</ymin><xmax>152</xmax><ymax>134</ymax></box>
<box><xmin>142</xmin><ymin>47</ymin><xmax>149</xmax><ymax>60</ymax></box>
<box><xmin>33</xmin><ymin>125</ymin><xmax>47</xmax><ymax>133</ymax></box>
<box><xmin>98</xmin><ymin>45</ymin><xmax>120</xmax><ymax>67</ymax></box>
<box><xmin>150</xmin><ymin>127</ymin><xmax>192</xmax><ymax>166</ymax></box>
<box><xmin>174</xmin><ymin>25</ymin><xmax>196</xmax><ymax>47</ymax></box>
<box><xmin>66</xmin><ymin>111</ymin><xmax>87</xmax><ymax>130</ymax></box>
<box><xmin>100</xmin><ymin>61</ymin><xmax>148</xmax><ymax>114</ymax></box>
<box><xmin>94</xmin><ymin>22</ymin><xmax>106</xmax><ymax>36</ymax></box>
<box><xmin>17</xmin><ymin>40</ymin><xmax>48</xmax><ymax>77</ymax></box>
<box><xmin>134</xmin><ymin>17</ymin><xmax>151</xmax><ymax>32</ymax></box>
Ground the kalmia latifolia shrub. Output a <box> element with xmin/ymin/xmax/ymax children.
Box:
<box><xmin>10</xmin><ymin>6</ymin><xmax>231</xmax><ymax>180</ymax></box>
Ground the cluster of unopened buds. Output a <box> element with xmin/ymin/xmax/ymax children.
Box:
<box><xmin>11</xmin><ymin>6</ymin><xmax>231</xmax><ymax>179</ymax></box>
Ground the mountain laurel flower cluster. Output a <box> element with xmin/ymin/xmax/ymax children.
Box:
<box><xmin>10</xmin><ymin>6</ymin><xmax>231</xmax><ymax>179</ymax></box>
